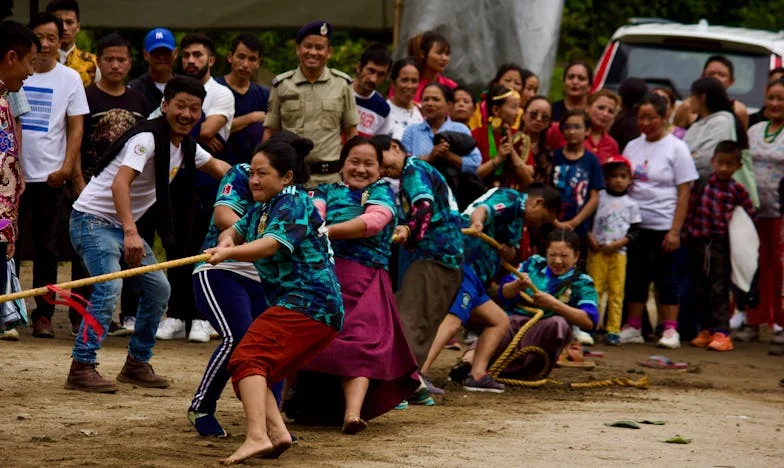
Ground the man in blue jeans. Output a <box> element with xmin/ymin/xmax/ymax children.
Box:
<box><xmin>67</xmin><ymin>76</ymin><xmax>229</xmax><ymax>393</ymax></box>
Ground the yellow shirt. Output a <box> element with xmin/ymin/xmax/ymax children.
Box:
<box><xmin>60</xmin><ymin>45</ymin><xmax>98</xmax><ymax>87</ymax></box>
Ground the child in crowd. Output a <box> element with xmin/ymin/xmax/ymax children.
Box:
<box><xmin>205</xmin><ymin>138</ymin><xmax>343</xmax><ymax>464</ymax></box>
<box><xmin>450</xmin><ymin>86</ymin><xmax>475</xmax><ymax>126</ymax></box>
<box><xmin>473</xmin><ymin>85</ymin><xmax>533</xmax><ymax>190</ymax></box>
<box><xmin>460</xmin><ymin>228</ymin><xmax>598</xmax><ymax>381</ymax></box>
<box><xmin>686</xmin><ymin>140</ymin><xmax>755</xmax><ymax>352</ymax></box>
<box><xmin>552</xmin><ymin>110</ymin><xmax>604</xmax><ymax>241</ymax></box>
<box><xmin>551</xmin><ymin>110</ymin><xmax>604</xmax><ymax>344</ymax></box>
<box><xmin>586</xmin><ymin>156</ymin><xmax>641</xmax><ymax>345</ymax></box>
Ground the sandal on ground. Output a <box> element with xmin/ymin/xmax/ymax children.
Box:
<box><xmin>556</xmin><ymin>342</ymin><xmax>597</xmax><ymax>369</ymax></box>
<box><xmin>638</xmin><ymin>355</ymin><xmax>688</xmax><ymax>369</ymax></box>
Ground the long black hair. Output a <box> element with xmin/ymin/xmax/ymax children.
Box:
<box><xmin>691</xmin><ymin>77</ymin><xmax>748</xmax><ymax>149</ymax></box>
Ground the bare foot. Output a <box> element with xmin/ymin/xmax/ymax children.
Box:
<box><xmin>261</xmin><ymin>431</ymin><xmax>292</xmax><ymax>459</ymax></box>
<box><xmin>342</xmin><ymin>416</ymin><xmax>368</xmax><ymax>435</ymax></box>
<box><xmin>220</xmin><ymin>436</ymin><xmax>272</xmax><ymax>465</ymax></box>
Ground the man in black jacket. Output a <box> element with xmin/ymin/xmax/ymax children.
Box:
<box><xmin>66</xmin><ymin>76</ymin><xmax>229</xmax><ymax>393</ymax></box>
<box><xmin>128</xmin><ymin>27</ymin><xmax>177</xmax><ymax>112</ymax></box>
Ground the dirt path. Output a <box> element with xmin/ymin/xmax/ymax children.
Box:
<box><xmin>2</xmin><ymin>305</ymin><xmax>783</xmax><ymax>467</ymax></box>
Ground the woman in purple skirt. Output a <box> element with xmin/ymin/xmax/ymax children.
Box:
<box><xmin>285</xmin><ymin>136</ymin><xmax>419</xmax><ymax>434</ymax></box>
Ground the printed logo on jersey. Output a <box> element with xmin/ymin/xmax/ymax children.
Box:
<box><xmin>461</xmin><ymin>292</ymin><xmax>471</xmax><ymax>309</ymax></box>
<box><xmin>258</xmin><ymin>212</ymin><xmax>268</xmax><ymax>234</ymax></box>
<box><xmin>222</xmin><ymin>183</ymin><xmax>233</xmax><ymax>196</ymax></box>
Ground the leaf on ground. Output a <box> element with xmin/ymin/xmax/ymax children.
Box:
<box><xmin>604</xmin><ymin>421</ymin><xmax>640</xmax><ymax>429</ymax></box>
<box><xmin>663</xmin><ymin>435</ymin><xmax>692</xmax><ymax>444</ymax></box>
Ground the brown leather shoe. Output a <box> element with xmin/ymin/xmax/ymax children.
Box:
<box><xmin>117</xmin><ymin>355</ymin><xmax>169</xmax><ymax>388</ymax></box>
<box><xmin>32</xmin><ymin>316</ymin><xmax>55</xmax><ymax>338</ymax></box>
<box><xmin>64</xmin><ymin>360</ymin><xmax>118</xmax><ymax>393</ymax></box>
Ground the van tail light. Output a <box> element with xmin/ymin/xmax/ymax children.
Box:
<box><xmin>593</xmin><ymin>41</ymin><xmax>618</xmax><ymax>92</ymax></box>
<box><xmin>772</xmin><ymin>54</ymin><xmax>783</xmax><ymax>69</ymax></box>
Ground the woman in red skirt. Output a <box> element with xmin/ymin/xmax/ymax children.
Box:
<box><xmin>206</xmin><ymin>137</ymin><xmax>343</xmax><ymax>465</ymax></box>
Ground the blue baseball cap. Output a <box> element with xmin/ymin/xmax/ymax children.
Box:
<box><xmin>144</xmin><ymin>28</ymin><xmax>176</xmax><ymax>53</ymax></box>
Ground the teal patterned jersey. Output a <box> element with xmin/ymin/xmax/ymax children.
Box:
<box><xmin>233</xmin><ymin>185</ymin><xmax>344</xmax><ymax>330</ymax></box>
<box><xmin>195</xmin><ymin>164</ymin><xmax>254</xmax><ymax>269</ymax></box>
<box><xmin>398</xmin><ymin>157</ymin><xmax>463</xmax><ymax>269</ymax></box>
<box><xmin>497</xmin><ymin>255</ymin><xmax>599</xmax><ymax>327</ymax></box>
<box><xmin>461</xmin><ymin>188</ymin><xmax>527</xmax><ymax>284</ymax></box>
<box><xmin>312</xmin><ymin>180</ymin><xmax>396</xmax><ymax>269</ymax></box>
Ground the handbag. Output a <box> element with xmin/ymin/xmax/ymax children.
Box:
<box><xmin>1</xmin><ymin>259</ymin><xmax>29</xmax><ymax>331</ymax></box>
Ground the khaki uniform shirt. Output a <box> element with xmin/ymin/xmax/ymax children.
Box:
<box><xmin>266</xmin><ymin>66</ymin><xmax>359</xmax><ymax>185</ymax></box>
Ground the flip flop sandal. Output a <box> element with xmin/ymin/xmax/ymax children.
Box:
<box><xmin>556</xmin><ymin>343</ymin><xmax>597</xmax><ymax>368</ymax></box>
<box><xmin>638</xmin><ymin>355</ymin><xmax>688</xmax><ymax>369</ymax></box>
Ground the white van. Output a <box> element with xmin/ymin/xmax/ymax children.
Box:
<box><xmin>592</xmin><ymin>19</ymin><xmax>784</xmax><ymax>110</ymax></box>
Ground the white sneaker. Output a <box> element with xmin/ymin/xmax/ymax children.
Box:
<box><xmin>156</xmin><ymin>317</ymin><xmax>186</xmax><ymax>340</ymax></box>
<box><xmin>619</xmin><ymin>326</ymin><xmax>644</xmax><ymax>344</ymax></box>
<box><xmin>729</xmin><ymin>310</ymin><xmax>746</xmax><ymax>330</ymax></box>
<box><xmin>657</xmin><ymin>328</ymin><xmax>681</xmax><ymax>349</ymax></box>
<box><xmin>772</xmin><ymin>330</ymin><xmax>784</xmax><ymax>345</ymax></box>
<box><xmin>572</xmin><ymin>326</ymin><xmax>594</xmax><ymax>345</ymax></box>
<box><xmin>188</xmin><ymin>320</ymin><xmax>211</xmax><ymax>343</ymax></box>
<box><xmin>122</xmin><ymin>317</ymin><xmax>136</xmax><ymax>334</ymax></box>
<box><xmin>209</xmin><ymin>323</ymin><xmax>219</xmax><ymax>339</ymax></box>
<box><xmin>0</xmin><ymin>328</ymin><xmax>20</xmax><ymax>341</ymax></box>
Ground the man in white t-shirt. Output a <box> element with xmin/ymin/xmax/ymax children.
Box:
<box><xmin>66</xmin><ymin>76</ymin><xmax>230</xmax><ymax>393</ymax></box>
<box><xmin>18</xmin><ymin>13</ymin><xmax>89</xmax><ymax>339</ymax></box>
<box><xmin>352</xmin><ymin>44</ymin><xmax>392</xmax><ymax>137</ymax></box>
<box><xmin>180</xmin><ymin>33</ymin><xmax>234</xmax><ymax>154</ymax></box>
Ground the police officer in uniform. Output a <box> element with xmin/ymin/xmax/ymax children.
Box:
<box><xmin>263</xmin><ymin>20</ymin><xmax>359</xmax><ymax>185</ymax></box>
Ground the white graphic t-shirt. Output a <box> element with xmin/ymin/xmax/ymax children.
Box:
<box><xmin>591</xmin><ymin>190</ymin><xmax>642</xmax><ymax>252</ymax></box>
<box><xmin>20</xmin><ymin>63</ymin><xmax>89</xmax><ymax>182</ymax></box>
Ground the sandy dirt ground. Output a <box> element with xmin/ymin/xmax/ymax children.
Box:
<box><xmin>1</xmin><ymin>267</ymin><xmax>784</xmax><ymax>467</ymax></box>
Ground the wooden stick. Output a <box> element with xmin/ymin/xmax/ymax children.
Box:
<box><xmin>0</xmin><ymin>253</ymin><xmax>212</xmax><ymax>304</ymax></box>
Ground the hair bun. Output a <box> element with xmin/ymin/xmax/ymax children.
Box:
<box><xmin>289</xmin><ymin>136</ymin><xmax>314</xmax><ymax>160</ymax></box>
